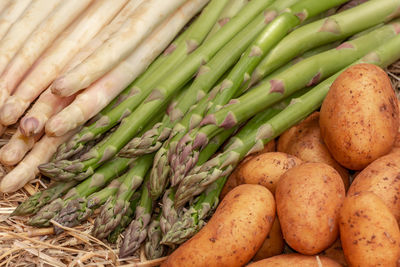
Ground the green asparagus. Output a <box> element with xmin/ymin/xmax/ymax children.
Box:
<box><xmin>145</xmin><ymin>212</ymin><xmax>167</xmax><ymax>260</ymax></box>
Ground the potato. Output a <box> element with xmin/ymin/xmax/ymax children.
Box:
<box><xmin>236</xmin><ymin>152</ymin><xmax>302</xmax><ymax>194</ymax></box>
<box><xmin>277</xmin><ymin>112</ymin><xmax>349</xmax><ymax>190</ymax></box>
<box><xmin>347</xmin><ymin>152</ymin><xmax>400</xmax><ymax>223</ymax></box>
<box><xmin>253</xmin><ymin>217</ymin><xmax>284</xmax><ymax>261</ymax></box>
<box><xmin>319</xmin><ymin>239</ymin><xmax>348</xmax><ymax>267</ymax></box>
<box><xmin>276</xmin><ymin>162</ymin><xmax>345</xmax><ymax>255</ymax></box>
<box><xmin>339</xmin><ymin>191</ymin><xmax>400</xmax><ymax>266</ymax></box>
<box><xmin>320</xmin><ymin>63</ymin><xmax>399</xmax><ymax>170</ymax></box>
<box><xmin>220</xmin><ymin>140</ymin><xmax>276</xmax><ymax>199</ymax></box>
<box><xmin>247</xmin><ymin>254</ymin><xmax>342</xmax><ymax>267</ymax></box>
<box><xmin>162</xmin><ymin>184</ymin><xmax>275</xmax><ymax>267</ymax></box>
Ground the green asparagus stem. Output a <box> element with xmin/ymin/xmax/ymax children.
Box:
<box><xmin>119</xmin><ymin>173</ymin><xmax>153</xmax><ymax>258</ymax></box>
<box><xmin>11</xmin><ymin>181</ymin><xmax>78</xmax><ymax>216</ymax></box>
<box><xmin>28</xmin><ymin>157</ymin><xmax>132</xmax><ymax>227</ymax></box>
<box><xmin>107</xmin><ymin>192</ymin><xmax>141</xmax><ymax>244</ymax></box>
<box><xmin>169</xmin><ymin>0</ymin><xmax>350</xmax><ymax>183</ymax></box>
<box><xmin>92</xmin><ymin>154</ymin><xmax>154</xmax><ymax>239</ymax></box>
<box><xmin>174</xmin><ymin>30</ymin><xmax>400</xmax><ymax>211</ymax></box>
<box><xmin>169</xmin><ymin>20</ymin><xmax>400</xmax><ymax>185</ymax></box>
<box><xmin>52</xmin><ymin>174</ymin><xmax>126</xmax><ymax>235</ymax></box>
<box><xmin>249</xmin><ymin>0</ymin><xmax>400</xmax><ymax>87</ymax></box>
<box><xmin>51</xmin><ymin>0</ymin><xmax>229</xmax><ymax>162</ymax></box>
<box><xmin>39</xmin><ymin>0</ymin><xmax>277</xmax><ymax>182</ymax></box>
<box><xmin>161</xmin><ymin>177</ymin><xmax>226</xmax><ymax>245</ymax></box>
<box><xmin>145</xmin><ymin>212</ymin><xmax>167</xmax><ymax>260</ymax></box>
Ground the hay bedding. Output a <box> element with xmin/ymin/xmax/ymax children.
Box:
<box><xmin>0</xmin><ymin>61</ymin><xmax>399</xmax><ymax>266</ymax></box>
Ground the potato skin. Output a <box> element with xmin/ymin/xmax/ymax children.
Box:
<box><xmin>320</xmin><ymin>63</ymin><xmax>399</xmax><ymax>170</ymax></box>
<box><xmin>253</xmin><ymin>217</ymin><xmax>284</xmax><ymax>261</ymax></box>
<box><xmin>220</xmin><ymin>140</ymin><xmax>276</xmax><ymax>199</ymax></box>
<box><xmin>319</xmin><ymin>239</ymin><xmax>348</xmax><ymax>267</ymax></box>
<box><xmin>339</xmin><ymin>191</ymin><xmax>400</xmax><ymax>267</ymax></box>
<box><xmin>278</xmin><ymin>112</ymin><xmax>349</xmax><ymax>189</ymax></box>
<box><xmin>276</xmin><ymin>162</ymin><xmax>345</xmax><ymax>255</ymax></box>
<box><xmin>237</xmin><ymin>152</ymin><xmax>302</xmax><ymax>194</ymax></box>
<box><xmin>247</xmin><ymin>254</ymin><xmax>342</xmax><ymax>267</ymax></box>
<box><xmin>162</xmin><ymin>184</ymin><xmax>275</xmax><ymax>267</ymax></box>
<box><xmin>347</xmin><ymin>152</ymin><xmax>400</xmax><ymax>223</ymax></box>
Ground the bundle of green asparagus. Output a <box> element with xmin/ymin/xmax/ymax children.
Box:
<box><xmin>10</xmin><ymin>0</ymin><xmax>400</xmax><ymax>262</ymax></box>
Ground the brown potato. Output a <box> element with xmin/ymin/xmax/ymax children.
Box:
<box><xmin>253</xmin><ymin>217</ymin><xmax>284</xmax><ymax>261</ymax></box>
<box><xmin>347</xmin><ymin>152</ymin><xmax>400</xmax><ymax>223</ymax></box>
<box><xmin>320</xmin><ymin>63</ymin><xmax>399</xmax><ymax>170</ymax></box>
<box><xmin>276</xmin><ymin>162</ymin><xmax>345</xmax><ymax>255</ymax></box>
<box><xmin>277</xmin><ymin>112</ymin><xmax>349</xmax><ymax>190</ymax></box>
<box><xmin>220</xmin><ymin>140</ymin><xmax>276</xmax><ymax>199</ymax></box>
<box><xmin>236</xmin><ymin>152</ymin><xmax>302</xmax><ymax>194</ymax></box>
<box><xmin>162</xmin><ymin>184</ymin><xmax>275</xmax><ymax>267</ymax></box>
<box><xmin>247</xmin><ymin>254</ymin><xmax>342</xmax><ymax>267</ymax></box>
<box><xmin>319</xmin><ymin>239</ymin><xmax>348</xmax><ymax>267</ymax></box>
<box><xmin>339</xmin><ymin>191</ymin><xmax>400</xmax><ymax>266</ymax></box>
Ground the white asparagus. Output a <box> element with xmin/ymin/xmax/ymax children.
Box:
<box><xmin>51</xmin><ymin>0</ymin><xmax>186</xmax><ymax>97</ymax></box>
<box><xmin>56</xmin><ymin>0</ymin><xmax>145</xmax><ymax>78</ymax></box>
<box><xmin>0</xmin><ymin>0</ymin><xmax>129</xmax><ymax>126</ymax></box>
<box><xmin>0</xmin><ymin>0</ymin><xmax>62</xmax><ymax>75</ymax></box>
<box><xmin>45</xmin><ymin>0</ymin><xmax>210</xmax><ymax>137</ymax></box>
<box><xmin>20</xmin><ymin>88</ymin><xmax>76</xmax><ymax>137</ymax></box>
<box><xmin>0</xmin><ymin>128</ymin><xmax>43</xmax><ymax>166</ymax></box>
<box><xmin>0</xmin><ymin>0</ymin><xmax>11</xmax><ymax>14</ymax></box>
<box><xmin>0</xmin><ymin>0</ymin><xmax>93</xmax><ymax>107</ymax></box>
<box><xmin>0</xmin><ymin>130</ymin><xmax>78</xmax><ymax>193</ymax></box>
<box><xmin>0</xmin><ymin>0</ymin><xmax>31</xmax><ymax>41</ymax></box>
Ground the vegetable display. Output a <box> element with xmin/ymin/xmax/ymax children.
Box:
<box><xmin>1</xmin><ymin>0</ymin><xmax>400</xmax><ymax>266</ymax></box>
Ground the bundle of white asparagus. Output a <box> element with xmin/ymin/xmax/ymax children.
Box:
<box><xmin>0</xmin><ymin>0</ymin><xmax>208</xmax><ymax>193</ymax></box>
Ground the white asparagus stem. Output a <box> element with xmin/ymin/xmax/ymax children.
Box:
<box><xmin>45</xmin><ymin>0</ymin><xmax>209</xmax><ymax>137</ymax></box>
<box><xmin>0</xmin><ymin>0</ymin><xmax>11</xmax><ymax>14</ymax></box>
<box><xmin>0</xmin><ymin>0</ymin><xmax>31</xmax><ymax>41</ymax></box>
<box><xmin>0</xmin><ymin>0</ymin><xmax>93</xmax><ymax>107</ymax></box>
<box><xmin>0</xmin><ymin>0</ymin><xmax>62</xmax><ymax>75</ymax></box>
<box><xmin>51</xmin><ymin>0</ymin><xmax>186</xmax><ymax>97</ymax></box>
<box><xmin>58</xmin><ymin>0</ymin><xmax>145</xmax><ymax>75</ymax></box>
<box><xmin>0</xmin><ymin>130</ymin><xmax>78</xmax><ymax>193</ymax></box>
<box><xmin>0</xmin><ymin>128</ymin><xmax>43</xmax><ymax>166</ymax></box>
<box><xmin>0</xmin><ymin>0</ymin><xmax>129</xmax><ymax>126</ymax></box>
<box><xmin>20</xmin><ymin>88</ymin><xmax>76</xmax><ymax>137</ymax></box>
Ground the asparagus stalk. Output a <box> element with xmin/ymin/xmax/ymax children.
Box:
<box><xmin>92</xmin><ymin>154</ymin><xmax>154</xmax><ymax>239</ymax></box>
<box><xmin>169</xmin><ymin>20</ymin><xmax>400</xmax><ymax>185</ymax></box>
<box><xmin>11</xmin><ymin>181</ymin><xmax>78</xmax><ymax>216</ymax></box>
<box><xmin>28</xmin><ymin>157</ymin><xmax>132</xmax><ymax>227</ymax></box>
<box><xmin>53</xmin><ymin>173</ymin><xmax>127</xmax><ymax>234</ymax></box>
<box><xmin>107</xmin><ymin>191</ymin><xmax>141</xmax><ymax>244</ymax></box>
<box><xmin>119</xmin><ymin>0</ymin><xmax>295</xmax><ymax>157</ymax></box>
<box><xmin>39</xmin><ymin>0</ymin><xmax>276</xmax><ymax>182</ymax></box>
<box><xmin>249</xmin><ymin>0</ymin><xmax>400</xmax><ymax>87</ymax></box>
<box><xmin>51</xmin><ymin>0</ymin><xmax>229</xmax><ymax>162</ymax></box>
<box><xmin>0</xmin><ymin>0</ymin><xmax>31</xmax><ymax>41</ymax></box>
<box><xmin>168</xmin><ymin>0</ymin><xmax>351</xmax><ymax>183</ymax></box>
<box><xmin>145</xmin><ymin>212</ymin><xmax>167</xmax><ymax>260</ymax></box>
<box><xmin>119</xmin><ymin>173</ymin><xmax>153</xmax><ymax>258</ymax></box>
<box><xmin>174</xmin><ymin>31</ymin><xmax>400</xmax><ymax>211</ymax></box>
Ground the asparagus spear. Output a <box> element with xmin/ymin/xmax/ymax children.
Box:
<box><xmin>249</xmin><ymin>0</ymin><xmax>400</xmax><ymax>87</ymax></box>
<box><xmin>92</xmin><ymin>154</ymin><xmax>154</xmax><ymax>239</ymax></box>
<box><xmin>119</xmin><ymin>173</ymin><xmax>153</xmax><ymax>258</ymax></box>
<box><xmin>11</xmin><ymin>181</ymin><xmax>78</xmax><ymax>216</ymax></box>
<box><xmin>119</xmin><ymin>0</ymin><xmax>295</xmax><ymax>157</ymax></box>
<box><xmin>51</xmin><ymin>0</ymin><xmax>229</xmax><ymax>162</ymax></box>
<box><xmin>39</xmin><ymin>0</ymin><xmax>276</xmax><ymax>182</ymax></box>
<box><xmin>174</xmin><ymin>31</ymin><xmax>400</xmax><ymax>211</ymax></box>
<box><xmin>53</xmin><ymin>173</ymin><xmax>127</xmax><ymax>235</ymax></box>
<box><xmin>169</xmin><ymin>20</ymin><xmax>400</xmax><ymax>185</ymax></box>
<box><xmin>168</xmin><ymin>0</ymin><xmax>351</xmax><ymax>183</ymax></box>
<box><xmin>28</xmin><ymin>157</ymin><xmax>132</xmax><ymax>227</ymax></box>
<box><xmin>107</xmin><ymin>191</ymin><xmax>141</xmax><ymax>244</ymax></box>
<box><xmin>145</xmin><ymin>212</ymin><xmax>167</xmax><ymax>260</ymax></box>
